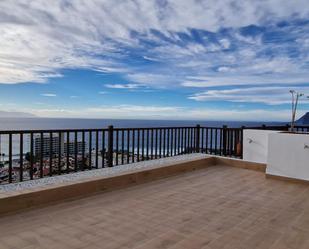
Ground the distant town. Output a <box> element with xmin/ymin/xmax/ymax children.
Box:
<box><xmin>0</xmin><ymin>133</ymin><xmax>189</xmax><ymax>184</ymax></box>
<box><xmin>0</xmin><ymin>134</ymin><xmax>136</xmax><ymax>183</ymax></box>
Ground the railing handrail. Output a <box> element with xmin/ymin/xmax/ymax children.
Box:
<box><xmin>0</xmin><ymin>128</ymin><xmax>109</xmax><ymax>134</ymax></box>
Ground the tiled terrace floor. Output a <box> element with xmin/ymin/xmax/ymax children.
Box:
<box><xmin>1</xmin><ymin>165</ymin><xmax>309</xmax><ymax>249</ymax></box>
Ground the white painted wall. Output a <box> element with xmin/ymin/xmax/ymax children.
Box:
<box><xmin>266</xmin><ymin>132</ymin><xmax>309</xmax><ymax>181</ymax></box>
<box><xmin>243</xmin><ymin>130</ymin><xmax>279</xmax><ymax>163</ymax></box>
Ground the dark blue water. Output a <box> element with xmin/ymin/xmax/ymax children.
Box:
<box><xmin>0</xmin><ymin>117</ymin><xmax>285</xmax><ymax>130</ymax></box>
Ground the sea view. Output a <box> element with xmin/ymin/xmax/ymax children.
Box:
<box><xmin>0</xmin><ymin>117</ymin><xmax>284</xmax><ymax>161</ymax></box>
<box><xmin>0</xmin><ymin>117</ymin><xmax>284</xmax><ymax>130</ymax></box>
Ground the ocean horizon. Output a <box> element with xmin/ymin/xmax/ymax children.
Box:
<box><xmin>0</xmin><ymin>117</ymin><xmax>285</xmax><ymax>130</ymax></box>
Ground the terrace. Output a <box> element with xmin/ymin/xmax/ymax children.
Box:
<box><xmin>0</xmin><ymin>125</ymin><xmax>309</xmax><ymax>249</ymax></box>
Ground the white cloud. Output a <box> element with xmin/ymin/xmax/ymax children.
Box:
<box><xmin>87</xmin><ymin>105</ymin><xmax>181</xmax><ymax>114</ymax></box>
<box><xmin>27</xmin><ymin>105</ymin><xmax>184</xmax><ymax>119</ymax></box>
<box><xmin>126</xmin><ymin>73</ymin><xmax>176</xmax><ymax>88</ymax></box>
<box><xmin>0</xmin><ymin>0</ymin><xmax>308</xmax><ymax>85</ymax></box>
<box><xmin>143</xmin><ymin>56</ymin><xmax>160</xmax><ymax>62</ymax></box>
<box><xmin>189</xmin><ymin>86</ymin><xmax>309</xmax><ymax>105</ymax></box>
<box><xmin>182</xmin><ymin>73</ymin><xmax>309</xmax><ymax>88</ymax></box>
<box><xmin>219</xmin><ymin>39</ymin><xmax>231</xmax><ymax>49</ymax></box>
<box><xmin>105</xmin><ymin>83</ymin><xmax>142</xmax><ymax>89</ymax></box>
<box><xmin>217</xmin><ymin>67</ymin><xmax>233</xmax><ymax>73</ymax></box>
<box><xmin>40</xmin><ymin>93</ymin><xmax>57</xmax><ymax>97</ymax></box>
<box><xmin>17</xmin><ymin>104</ymin><xmax>302</xmax><ymax>121</ymax></box>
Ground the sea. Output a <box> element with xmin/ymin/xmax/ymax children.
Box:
<box><xmin>0</xmin><ymin>117</ymin><xmax>284</xmax><ymax>160</ymax></box>
<box><xmin>0</xmin><ymin>117</ymin><xmax>284</xmax><ymax>130</ymax></box>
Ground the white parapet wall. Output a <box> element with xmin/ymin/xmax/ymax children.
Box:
<box><xmin>266</xmin><ymin>132</ymin><xmax>309</xmax><ymax>181</ymax></box>
<box><xmin>243</xmin><ymin>129</ymin><xmax>280</xmax><ymax>164</ymax></box>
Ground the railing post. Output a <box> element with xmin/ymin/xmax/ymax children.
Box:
<box><xmin>195</xmin><ymin>124</ymin><xmax>200</xmax><ymax>153</ymax></box>
<box><xmin>240</xmin><ymin>126</ymin><xmax>246</xmax><ymax>159</ymax></box>
<box><xmin>222</xmin><ymin>125</ymin><xmax>227</xmax><ymax>156</ymax></box>
<box><xmin>107</xmin><ymin>125</ymin><xmax>114</xmax><ymax>167</ymax></box>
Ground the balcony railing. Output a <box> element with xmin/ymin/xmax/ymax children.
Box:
<box><xmin>0</xmin><ymin>124</ymin><xmax>308</xmax><ymax>184</ymax></box>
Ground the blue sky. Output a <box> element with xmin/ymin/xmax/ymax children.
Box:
<box><xmin>0</xmin><ymin>0</ymin><xmax>309</xmax><ymax>121</ymax></box>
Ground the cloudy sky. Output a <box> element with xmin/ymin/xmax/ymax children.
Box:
<box><xmin>0</xmin><ymin>0</ymin><xmax>309</xmax><ymax>121</ymax></box>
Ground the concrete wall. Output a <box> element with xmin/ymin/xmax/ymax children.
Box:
<box><xmin>243</xmin><ymin>130</ymin><xmax>279</xmax><ymax>164</ymax></box>
<box><xmin>266</xmin><ymin>132</ymin><xmax>309</xmax><ymax>181</ymax></box>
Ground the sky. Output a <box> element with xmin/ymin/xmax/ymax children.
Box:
<box><xmin>0</xmin><ymin>0</ymin><xmax>309</xmax><ymax>121</ymax></box>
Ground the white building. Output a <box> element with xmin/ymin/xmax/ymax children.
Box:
<box><xmin>34</xmin><ymin>134</ymin><xmax>63</xmax><ymax>157</ymax></box>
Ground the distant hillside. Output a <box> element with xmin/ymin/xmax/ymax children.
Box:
<box><xmin>296</xmin><ymin>112</ymin><xmax>309</xmax><ymax>125</ymax></box>
<box><xmin>0</xmin><ymin>110</ymin><xmax>36</xmax><ymax>118</ymax></box>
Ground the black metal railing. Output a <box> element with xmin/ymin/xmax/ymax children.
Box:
<box><xmin>0</xmin><ymin>124</ymin><xmax>308</xmax><ymax>184</ymax></box>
